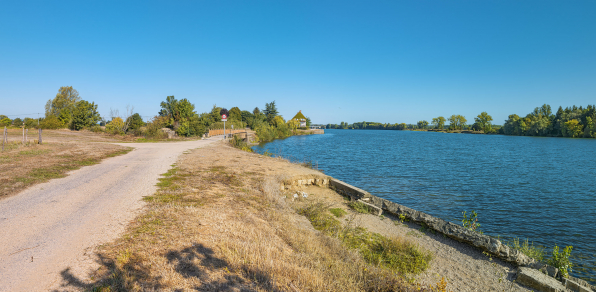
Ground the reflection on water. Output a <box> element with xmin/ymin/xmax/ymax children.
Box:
<box><xmin>253</xmin><ymin>129</ymin><xmax>596</xmax><ymax>283</ymax></box>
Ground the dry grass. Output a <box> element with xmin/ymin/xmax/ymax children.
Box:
<box><xmin>52</xmin><ymin>143</ymin><xmax>447</xmax><ymax>292</ymax></box>
<box><xmin>0</xmin><ymin>130</ymin><xmax>132</xmax><ymax>198</ymax></box>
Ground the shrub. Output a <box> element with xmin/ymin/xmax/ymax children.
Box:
<box><xmin>143</xmin><ymin>116</ymin><xmax>168</xmax><ymax>139</ymax></box>
<box><xmin>462</xmin><ymin>210</ymin><xmax>482</xmax><ymax>233</ymax></box>
<box><xmin>548</xmin><ymin>245</ymin><xmax>573</xmax><ymax>278</ymax></box>
<box><xmin>39</xmin><ymin>115</ymin><xmax>64</xmax><ymax>129</ymax></box>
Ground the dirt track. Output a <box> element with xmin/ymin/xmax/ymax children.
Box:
<box><xmin>0</xmin><ymin>137</ymin><xmax>220</xmax><ymax>291</ymax></box>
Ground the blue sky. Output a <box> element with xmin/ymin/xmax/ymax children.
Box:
<box><xmin>1</xmin><ymin>0</ymin><xmax>595</xmax><ymax>125</ymax></box>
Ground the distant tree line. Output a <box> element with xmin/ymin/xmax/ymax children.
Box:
<box><xmin>326</xmin><ymin>104</ymin><xmax>596</xmax><ymax>139</ymax></box>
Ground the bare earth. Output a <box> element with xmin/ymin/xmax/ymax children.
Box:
<box><xmin>0</xmin><ymin>137</ymin><xmax>220</xmax><ymax>291</ymax></box>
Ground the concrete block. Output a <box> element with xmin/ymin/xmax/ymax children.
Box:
<box><xmin>516</xmin><ymin>267</ymin><xmax>567</xmax><ymax>292</ymax></box>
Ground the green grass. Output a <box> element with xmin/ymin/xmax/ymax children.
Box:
<box><xmin>348</xmin><ymin>201</ymin><xmax>373</xmax><ymax>214</ymax></box>
<box><xmin>329</xmin><ymin>208</ymin><xmax>347</xmax><ymax>218</ymax></box>
<box><xmin>507</xmin><ymin>238</ymin><xmax>546</xmax><ymax>262</ymax></box>
<box><xmin>298</xmin><ymin>202</ymin><xmax>432</xmax><ymax>275</ymax></box>
<box><xmin>106</xmin><ymin>148</ymin><xmax>133</xmax><ymax>157</ymax></box>
<box><xmin>18</xmin><ymin>149</ymin><xmax>51</xmax><ymax>156</ymax></box>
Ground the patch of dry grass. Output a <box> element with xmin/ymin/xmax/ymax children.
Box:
<box><xmin>55</xmin><ymin>144</ymin><xmax>445</xmax><ymax>292</ymax></box>
<box><xmin>0</xmin><ymin>140</ymin><xmax>132</xmax><ymax>198</ymax></box>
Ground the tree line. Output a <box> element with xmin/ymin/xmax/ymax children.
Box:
<box><xmin>1</xmin><ymin>86</ymin><xmax>312</xmax><ymax>141</ymax></box>
<box><xmin>326</xmin><ymin>104</ymin><xmax>596</xmax><ymax>138</ymax></box>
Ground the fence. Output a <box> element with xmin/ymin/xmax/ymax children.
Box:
<box><xmin>207</xmin><ymin>129</ymin><xmax>247</xmax><ymax>137</ymax></box>
<box><xmin>2</xmin><ymin>127</ymin><xmax>42</xmax><ymax>151</ymax></box>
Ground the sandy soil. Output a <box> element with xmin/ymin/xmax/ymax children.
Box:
<box><xmin>0</xmin><ymin>136</ymin><xmax>221</xmax><ymax>291</ymax></box>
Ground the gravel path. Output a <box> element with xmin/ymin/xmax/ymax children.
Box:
<box><xmin>0</xmin><ymin>137</ymin><xmax>219</xmax><ymax>292</ymax></box>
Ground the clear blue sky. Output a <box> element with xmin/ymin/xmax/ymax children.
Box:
<box><xmin>1</xmin><ymin>0</ymin><xmax>595</xmax><ymax>125</ymax></box>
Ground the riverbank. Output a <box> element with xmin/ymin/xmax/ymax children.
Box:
<box><xmin>47</xmin><ymin>140</ymin><xmax>545</xmax><ymax>291</ymax></box>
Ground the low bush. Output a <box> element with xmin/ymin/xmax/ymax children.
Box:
<box><xmin>39</xmin><ymin>116</ymin><xmax>64</xmax><ymax>129</ymax></box>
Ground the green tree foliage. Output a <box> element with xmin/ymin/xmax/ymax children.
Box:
<box><xmin>263</xmin><ymin>101</ymin><xmax>279</xmax><ymax>124</ymax></box>
<box><xmin>448</xmin><ymin>115</ymin><xmax>467</xmax><ymax>130</ymax></box>
<box><xmin>431</xmin><ymin>116</ymin><xmax>446</xmax><ymax>129</ymax></box>
<box><xmin>159</xmin><ymin>96</ymin><xmax>205</xmax><ymax>137</ymax></box>
<box><xmin>127</xmin><ymin>113</ymin><xmax>145</xmax><ymax>132</ymax></box>
<box><xmin>39</xmin><ymin>115</ymin><xmax>64</xmax><ymax>129</ymax></box>
<box><xmin>306</xmin><ymin>116</ymin><xmax>312</xmax><ymax>127</ymax></box>
<box><xmin>503</xmin><ymin>104</ymin><xmax>595</xmax><ymax>138</ymax></box>
<box><xmin>12</xmin><ymin>118</ymin><xmax>23</xmax><ymax>127</ymax></box>
<box><xmin>474</xmin><ymin>112</ymin><xmax>493</xmax><ymax>133</ymax></box>
<box><xmin>45</xmin><ymin>86</ymin><xmax>81</xmax><ymax>126</ymax></box>
<box><xmin>106</xmin><ymin>117</ymin><xmax>125</xmax><ymax>134</ymax></box>
<box><xmin>229</xmin><ymin>107</ymin><xmax>242</xmax><ymax>122</ymax></box>
<box><xmin>70</xmin><ymin>100</ymin><xmax>101</xmax><ymax>130</ymax></box>
<box><xmin>0</xmin><ymin>118</ymin><xmax>11</xmax><ymax>127</ymax></box>
<box><xmin>417</xmin><ymin>120</ymin><xmax>429</xmax><ymax>129</ymax></box>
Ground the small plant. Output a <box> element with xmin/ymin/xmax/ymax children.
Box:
<box><xmin>507</xmin><ymin>238</ymin><xmax>545</xmax><ymax>262</ymax></box>
<box><xmin>398</xmin><ymin>214</ymin><xmax>409</xmax><ymax>223</ymax></box>
<box><xmin>263</xmin><ymin>150</ymin><xmax>273</xmax><ymax>157</ymax></box>
<box><xmin>548</xmin><ymin>245</ymin><xmax>573</xmax><ymax>278</ymax></box>
<box><xmin>462</xmin><ymin>210</ymin><xmax>482</xmax><ymax>233</ymax></box>
<box><xmin>329</xmin><ymin>208</ymin><xmax>347</xmax><ymax>218</ymax></box>
<box><xmin>348</xmin><ymin>201</ymin><xmax>372</xmax><ymax>214</ymax></box>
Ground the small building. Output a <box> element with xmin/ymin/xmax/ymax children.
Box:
<box><xmin>292</xmin><ymin>110</ymin><xmax>307</xmax><ymax>127</ymax></box>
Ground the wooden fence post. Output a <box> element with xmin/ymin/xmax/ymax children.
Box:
<box><xmin>2</xmin><ymin>127</ymin><xmax>5</xmax><ymax>152</ymax></box>
<box><xmin>39</xmin><ymin>128</ymin><xmax>42</xmax><ymax>144</ymax></box>
<box><xmin>26</xmin><ymin>128</ymin><xmax>28</xmax><ymax>145</ymax></box>
<box><xmin>22</xmin><ymin>126</ymin><xmax>25</xmax><ymax>145</ymax></box>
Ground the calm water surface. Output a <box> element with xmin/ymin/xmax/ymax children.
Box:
<box><xmin>253</xmin><ymin>129</ymin><xmax>596</xmax><ymax>283</ymax></box>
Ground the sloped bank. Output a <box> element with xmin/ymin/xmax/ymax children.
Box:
<box><xmin>282</xmin><ymin>176</ymin><xmax>594</xmax><ymax>292</ymax></box>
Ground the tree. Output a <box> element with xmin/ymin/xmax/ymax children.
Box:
<box><xmin>39</xmin><ymin>115</ymin><xmax>63</xmax><ymax>129</ymax></box>
<box><xmin>263</xmin><ymin>101</ymin><xmax>279</xmax><ymax>124</ymax></box>
<box><xmin>229</xmin><ymin>107</ymin><xmax>242</xmax><ymax>122</ymax></box>
<box><xmin>45</xmin><ymin>86</ymin><xmax>81</xmax><ymax>125</ymax></box>
<box><xmin>159</xmin><ymin>96</ymin><xmax>178</xmax><ymax>124</ymax></box>
<box><xmin>431</xmin><ymin>116</ymin><xmax>446</xmax><ymax>129</ymax></box>
<box><xmin>12</xmin><ymin>118</ymin><xmax>23</xmax><ymax>127</ymax></box>
<box><xmin>127</xmin><ymin>113</ymin><xmax>145</xmax><ymax>132</ymax></box>
<box><xmin>417</xmin><ymin>120</ymin><xmax>429</xmax><ymax>129</ymax></box>
<box><xmin>253</xmin><ymin>107</ymin><xmax>260</xmax><ymax>115</ymax></box>
<box><xmin>306</xmin><ymin>116</ymin><xmax>312</xmax><ymax>127</ymax></box>
<box><xmin>564</xmin><ymin>119</ymin><xmax>583</xmax><ymax>138</ymax></box>
<box><xmin>448</xmin><ymin>115</ymin><xmax>466</xmax><ymax>130</ymax></box>
<box><xmin>474</xmin><ymin>112</ymin><xmax>493</xmax><ymax>133</ymax></box>
<box><xmin>0</xmin><ymin>118</ymin><xmax>11</xmax><ymax>127</ymax></box>
<box><xmin>70</xmin><ymin>100</ymin><xmax>101</xmax><ymax>130</ymax></box>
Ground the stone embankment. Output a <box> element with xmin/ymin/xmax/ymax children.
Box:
<box><xmin>281</xmin><ymin>175</ymin><xmax>594</xmax><ymax>292</ymax></box>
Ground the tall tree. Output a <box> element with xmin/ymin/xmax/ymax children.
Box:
<box><xmin>263</xmin><ymin>101</ymin><xmax>279</xmax><ymax>124</ymax></box>
<box><xmin>45</xmin><ymin>86</ymin><xmax>81</xmax><ymax>126</ymax></box>
<box><xmin>432</xmin><ymin>116</ymin><xmax>446</xmax><ymax>129</ymax></box>
<box><xmin>70</xmin><ymin>100</ymin><xmax>101</xmax><ymax>130</ymax></box>
<box><xmin>474</xmin><ymin>112</ymin><xmax>493</xmax><ymax>133</ymax></box>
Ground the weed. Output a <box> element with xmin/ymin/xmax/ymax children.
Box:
<box><xmin>399</xmin><ymin>214</ymin><xmax>409</xmax><ymax>223</ymax></box>
<box><xmin>506</xmin><ymin>238</ymin><xmax>546</xmax><ymax>262</ymax></box>
<box><xmin>329</xmin><ymin>208</ymin><xmax>347</xmax><ymax>218</ymax></box>
<box><xmin>548</xmin><ymin>245</ymin><xmax>573</xmax><ymax>278</ymax></box>
<box><xmin>462</xmin><ymin>210</ymin><xmax>482</xmax><ymax>233</ymax></box>
<box><xmin>348</xmin><ymin>201</ymin><xmax>373</xmax><ymax>214</ymax></box>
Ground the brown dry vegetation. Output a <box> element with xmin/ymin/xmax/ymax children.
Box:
<box><xmin>0</xmin><ymin>129</ymin><xmax>132</xmax><ymax>198</ymax></box>
<box><xmin>56</xmin><ymin>142</ymin><xmax>449</xmax><ymax>292</ymax></box>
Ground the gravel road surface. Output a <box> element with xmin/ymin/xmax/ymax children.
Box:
<box><xmin>0</xmin><ymin>137</ymin><xmax>219</xmax><ymax>291</ymax></box>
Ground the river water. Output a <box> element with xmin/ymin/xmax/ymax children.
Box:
<box><xmin>253</xmin><ymin>129</ymin><xmax>596</xmax><ymax>283</ymax></box>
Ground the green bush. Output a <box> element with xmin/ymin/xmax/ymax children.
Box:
<box><xmin>0</xmin><ymin>118</ymin><xmax>11</xmax><ymax>127</ymax></box>
<box><xmin>548</xmin><ymin>245</ymin><xmax>573</xmax><ymax>278</ymax></box>
<box><xmin>330</xmin><ymin>208</ymin><xmax>347</xmax><ymax>218</ymax></box>
<box><xmin>39</xmin><ymin>115</ymin><xmax>64</xmax><ymax>129</ymax></box>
